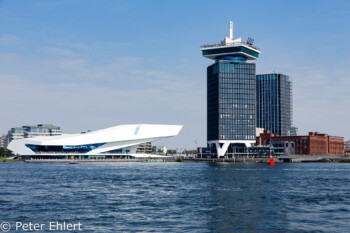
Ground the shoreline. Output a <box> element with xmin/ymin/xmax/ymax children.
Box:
<box><xmin>1</xmin><ymin>156</ymin><xmax>349</xmax><ymax>163</ymax></box>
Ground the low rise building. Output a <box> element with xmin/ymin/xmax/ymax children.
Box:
<box><xmin>270</xmin><ymin>140</ymin><xmax>295</xmax><ymax>156</ymax></box>
<box><xmin>152</xmin><ymin>145</ymin><xmax>167</xmax><ymax>154</ymax></box>
<box><xmin>136</xmin><ymin>142</ymin><xmax>152</xmax><ymax>154</ymax></box>
<box><xmin>197</xmin><ymin>145</ymin><xmax>275</xmax><ymax>158</ymax></box>
<box><xmin>345</xmin><ymin>140</ymin><xmax>350</xmax><ymax>150</ymax></box>
<box><xmin>0</xmin><ymin>134</ymin><xmax>7</xmax><ymax>148</ymax></box>
<box><xmin>257</xmin><ymin>131</ymin><xmax>344</xmax><ymax>156</ymax></box>
<box><xmin>345</xmin><ymin>140</ymin><xmax>350</xmax><ymax>155</ymax></box>
<box><xmin>290</xmin><ymin>127</ymin><xmax>298</xmax><ymax>136</ymax></box>
<box><xmin>7</xmin><ymin>124</ymin><xmax>62</xmax><ymax>146</ymax></box>
<box><xmin>256</xmin><ymin>130</ymin><xmax>278</xmax><ymax>146</ymax></box>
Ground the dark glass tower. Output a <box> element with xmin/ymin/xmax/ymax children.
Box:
<box><xmin>201</xmin><ymin>22</ymin><xmax>261</xmax><ymax>157</ymax></box>
<box><xmin>256</xmin><ymin>73</ymin><xmax>292</xmax><ymax>136</ymax></box>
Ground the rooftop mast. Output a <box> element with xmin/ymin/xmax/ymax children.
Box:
<box><xmin>229</xmin><ymin>21</ymin><xmax>233</xmax><ymax>39</ymax></box>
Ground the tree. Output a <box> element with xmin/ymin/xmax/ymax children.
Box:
<box><xmin>167</xmin><ymin>150</ymin><xmax>175</xmax><ymax>155</ymax></box>
<box><xmin>0</xmin><ymin>148</ymin><xmax>13</xmax><ymax>157</ymax></box>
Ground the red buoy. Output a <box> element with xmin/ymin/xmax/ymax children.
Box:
<box><xmin>268</xmin><ymin>156</ymin><xmax>275</xmax><ymax>166</ymax></box>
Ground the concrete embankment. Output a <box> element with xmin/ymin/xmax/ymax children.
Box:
<box><xmin>24</xmin><ymin>158</ymin><xmax>177</xmax><ymax>163</ymax></box>
<box><xmin>20</xmin><ymin>155</ymin><xmax>350</xmax><ymax>163</ymax></box>
<box><xmin>24</xmin><ymin>157</ymin><xmax>270</xmax><ymax>163</ymax></box>
<box><xmin>183</xmin><ymin>158</ymin><xmax>271</xmax><ymax>163</ymax></box>
<box><xmin>278</xmin><ymin>155</ymin><xmax>346</xmax><ymax>162</ymax></box>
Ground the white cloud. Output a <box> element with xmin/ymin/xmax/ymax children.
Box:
<box><xmin>0</xmin><ymin>51</ymin><xmax>206</xmax><ymax>149</ymax></box>
<box><xmin>40</xmin><ymin>46</ymin><xmax>80</xmax><ymax>57</ymax></box>
<box><xmin>0</xmin><ymin>35</ymin><xmax>21</xmax><ymax>45</ymax></box>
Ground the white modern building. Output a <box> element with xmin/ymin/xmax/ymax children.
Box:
<box><xmin>8</xmin><ymin>124</ymin><xmax>182</xmax><ymax>159</ymax></box>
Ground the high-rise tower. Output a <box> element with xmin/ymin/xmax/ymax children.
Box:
<box><xmin>256</xmin><ymin>73</ymin><xmax>293</xmax><ymax>136</ymax></box>
<box><xmin>200</xmin><ymin>22</ymin><xmax>261</xmax><ymax>158</ymax></box>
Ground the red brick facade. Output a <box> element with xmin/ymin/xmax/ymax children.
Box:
<box><xmin>257</xmin><ymin>131</ymin><xmax>344</xmax><ymax>156</ymax></box>
<box><xmin>256</xmin><ymin>130</ymin><xmax>278</xmax><ymax>145</ymax></box>
<box><xmin>328</xmin><ymin>136</ymin><xmax>345</xmax><ymax>155</ymax></box>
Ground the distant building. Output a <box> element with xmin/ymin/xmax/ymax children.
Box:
<box><xmin>270</xmin><ymin>141</ymin><xmax>296</xmax><ymax>156</ymax></box>
<box><xmin>345</xmin><ymin>140</ymin><xmax>350</xmax><ymax>155</ymax></box>
<box><xmin>197</xmin><ymin>145</ymin><xmax>274</xmax><ymax>158</ymax></box>
<box><xmin>136</xmin><ymin>142</ymin><xmax>152</xmax><ymax>154</ymax></box>
<box><xmin>152</xmin><ymin>145</ymin><xmax>167</xmax><ymax>154</ymax></box>
<box><xmin>256</xmin><ymin>130</ymin><xmax>278</xmax><ymax>146</ymax></box>
<box><xmin>290</xmin><ymin>127</ymin><xmax>298</xmax><ymax>136</ymax></box>
<box><xmin>256</xmin><ymin>73</ymin><xmax>294</xmax><ymax>136</ymax></box>
<box><xmin>0</xmin><ymin>134</ymin><xmax>7</xmax><ymax>148</ymax></box>
<box><xmin>345</xmin><ymin>140</ymin><xmax>350</xmax><ymax>150</ymax></box>
<box><xmin>257</xmin><ymin>131</ymin><xmax>344</xmax><ymax>156</ymax></box>
<box><xmin>6</xmin><ymin>124</ymin><xmax>62</xmax><ymax>146</ymax></box>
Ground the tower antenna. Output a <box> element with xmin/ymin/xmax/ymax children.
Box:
<box><xmin>229</xmin><ymin>21</ymin><xmax>233</xmax><ymax>39</ymax></box>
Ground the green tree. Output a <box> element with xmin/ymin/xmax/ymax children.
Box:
<box><xmin>0</xmin><ymin>148</ymin><xmax>13</xmax><ymax>157</ymax></box>
<box><xmin>167</xmin><ymin>150</ymin><xmax>172</xmax><ymax>155</ymax></box>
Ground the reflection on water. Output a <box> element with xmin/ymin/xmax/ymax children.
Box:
<box><xmin>1</xmin><ymin>162</ymin><xmax>350</xmax><ymax>232</ymax></box>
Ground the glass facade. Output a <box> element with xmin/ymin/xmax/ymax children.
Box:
<box><xmin>207</xmin><ymin>60</ymin><xmax>256</xmax><ymax>141</ymax></box>
<box><xmin>26</xmin><ymin>143</ymin><xmax>105</xmax><ymax>153</ymax></box>
<box><xmin>202</xmin><ymin>46</ymin><xmax>259</xmax><ymax>59</ymax></box>
<box><xmin>256</xmin><ymin>73</ymin><xmax>292</xmax><ymax>136</ymax></box>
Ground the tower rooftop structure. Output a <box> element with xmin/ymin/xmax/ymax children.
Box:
<box><xmin>200</xmin><ymin>21</ymin><xmax>261</xmax><ymax>61</ymax></box>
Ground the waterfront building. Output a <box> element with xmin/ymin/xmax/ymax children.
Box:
<box><xmin>345</xmin><ymin>140</ymin><xmax>350</xmax><ymax>150</ymax></box>
<box><xmin>270</xmin><ymin>140</ymin><xmax>296</xmax><ymax>156</ymax></box>
<box><xmin>197</xmin><ymin>144</ymin><xmax>275</xmax><ymax>158</ymax></box>
<box><xmin>257</xmin><ymin>131</ymin><xmax>344</xmax><ymax>156</ymax></box>
<box><xmin>7</xmin><ymin>127</ymin><xmax>25</xmax><ymax>143</ymax></box>
<box><xmin>200</xmin><ymin>21</ymin><xmax>261</xmax><ymax>157</ymax></box>
<box><xmin>6</xmin><ymin>124</ymin><xmax>62</xmax><ymax>146</ymax></box>
<box><xmin>0</xmin><ymin>134</ymin><xmax>7</xmax><ymax>148</ymax></box>
<box><xmin>152</xmin><ymin>145</ymin><xmax>168</xmax><ymax>154</ymax></box>
<box><xmin>256</xmin><ymin>73</ymin><xmax>293</xmax><ymax>136</ymax></box>
<box><xmin>136</xmin><ymin>142</ymin><xmax>152</xmax><ymax>154</ymax></box>
<box><xmin>345</xmin><ymin>140</ymin><xmax>350</xmax><ymax>155</ymax></box>
<box><xmin>8</xmin><ymin>124</ymin><xmax>182</xmax><ymax>159</ymax></box>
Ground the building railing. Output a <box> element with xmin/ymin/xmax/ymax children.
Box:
<box><xmin>200</xmin><ymin>41</ymin><xmax>260</xmax><ymax>51</ymax></box>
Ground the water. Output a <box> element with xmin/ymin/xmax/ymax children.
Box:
<box><xmin>1</xmin><ymin>162</ymin><xmax>350</xmax><ymax>232</ymax></box>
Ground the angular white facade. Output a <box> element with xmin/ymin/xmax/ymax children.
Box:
<box><xmin>8</xmin><ymin>124</ymin><xmax>182</xmax><ymax>157</ymax></box>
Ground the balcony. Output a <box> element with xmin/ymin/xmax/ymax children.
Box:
<box><xmin>200</xmin><ymin>41</ymin><xmax>260</xmax><ymax>52</ymax></box>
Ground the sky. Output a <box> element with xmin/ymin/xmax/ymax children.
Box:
<box><xmin>0</xmin><ymin>0</ymin><xmax>349</xmax><ymax>149</ymax></box>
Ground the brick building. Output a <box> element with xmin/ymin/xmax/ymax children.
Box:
<box><xmin>257</xmin><ymin>131</ymin><xmax>344</xmax><ymax>156</ymax></box>
<box><xmin>256</xmin><ymin>130</ymin><xmax>278</xmax><ymax>146</ymax></box>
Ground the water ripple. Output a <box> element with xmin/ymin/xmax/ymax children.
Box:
<box><xmin>1</xmin><ymin>162</ymin><xmax>350</xmax><ymax>232</ymax></box>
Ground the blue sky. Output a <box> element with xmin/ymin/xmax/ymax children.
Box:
<box><xmin>0</xmin><ymin>0</ymin><xmax>349</xmax><ymax>149</ymax></box>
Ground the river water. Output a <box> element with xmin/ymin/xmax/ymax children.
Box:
<box><xmin>0</xmin><ymin>162</ymin><xmax>350</xmax><ymax>232</ymax></box>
